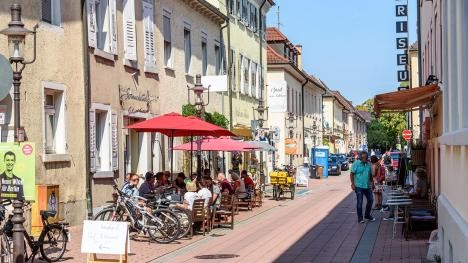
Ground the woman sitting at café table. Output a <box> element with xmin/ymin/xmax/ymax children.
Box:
<box><xmin>231</xmin><ymin>173</ymin><xmax>248</xmax><ymax>199</ymax></box>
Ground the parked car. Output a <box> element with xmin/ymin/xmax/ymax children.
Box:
<box><xmin>328</xmin><ymin>156</ymin><xmax>342</xmax><ymax>175</ymax></box>
<box><xmin>334</xmin><ymin>154</ymin><xmax>349</xmax><ymax>171</ymax></box>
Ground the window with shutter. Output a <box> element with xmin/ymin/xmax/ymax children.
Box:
<box><xmin>201</xmin><ymin>32</ymin><xmax>208</xmax><ymax>76</ymax></box>
<box><xmin>239</xmin><ymin>54</ymin><xmax>244</xmax><ymax>94</ymax></box>
<box><xmin>243</xmin><ymin>57</ymin><xmax>250</xmax><ymax>94</ymax></box>
<box><xmin>215</xmin><ymin>44</ymin><xmax>221</xmax><ymax>75</ymax></box>
<box><xmin>236</xmin><ymin>0</ymin><xmax>241</xmax><ymax>18</ymax></box>
<box><xmin>143</xmin><ymin>0</ymin><xmax>156</xmax><ymax>72</ymax></box>
<box><xmin>163</xmin><ymin>10</ymin><xmax>172</xmax><ymax>67</ymax></box>
<box><xmin>87</xmin><ymin>0</ymin><xmax>97</xmax><ymax>47</ymax></box>
<box><xmin>230</xmin><ymin>49</ymin><xmax>235</xmax><ymax>91</ymax></box>
<box><xmin>109</xmin><ymin>0</ymin><xmax>117</xmax><ymax>54</ymax></box>
<box><xmin>123</xmin><ymin>0</ymin><xmax>137</xmax><ymax>61</ymax></box>
<box><xmin>89</xmin><ymin>109</ymin><xmax>96</xmax><ymax>172</ymax></box>
<box><xmin>184</xmin><ymin>24</ymin><xmax>191</xmax><ymax>74</ymax></box>
<box><xmin>251</xmin><ymin>62</ymin><xmax>256</xmax><ymax>97</ymax></box>
<box><xmin>42</xmin><ymin>0</ymin><xmax>61</xmax><ymax>26</ymax></box>
<box><xmin>111</xmin><ymin>112</ymin><xmax>118</xmax><ymax>171</ymax></box>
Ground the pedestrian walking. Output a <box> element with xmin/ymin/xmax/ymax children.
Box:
<box><xmin>350</xmin><ymin>151</ymin><xmax>375</xmax><ymax>223</ymax></box>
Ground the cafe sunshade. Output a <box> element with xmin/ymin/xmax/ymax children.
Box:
<box><xmin>244</xmin><ymin>141</ymin><xmax>277</xmax><ymax>152</ymax></box>
<box><xmin>172</xmin><ymin>137</ymin><xmax>258</xmax><ymax>152</ymax></box>
<box><xmin>126</xmin><ymin>112</ymin><xmax>236</xmax><ymax>137</ymax></box>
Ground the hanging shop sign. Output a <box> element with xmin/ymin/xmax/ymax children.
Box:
<box><xmin>119</xmin><ymin>85</ymin><xmax>158</xmax><ymax>114</ymax></box>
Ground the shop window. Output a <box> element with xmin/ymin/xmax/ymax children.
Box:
<box><xmin>184</xmin><ymin>25</ymin><xmax>191</xmax><ymax>74</ymax></box>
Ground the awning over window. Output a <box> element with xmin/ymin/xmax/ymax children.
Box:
<box><xmin>374</xmin><ymin>84</ymin><xmax>441</xmax><ymax>117</ymax></box>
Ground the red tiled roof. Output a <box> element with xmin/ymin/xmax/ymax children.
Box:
<box><xmin>267</xmin><ymin>45</ymin><xmax>289</xmax><ymax>64</ymax></box>
<box><xmin>266</xmin><ymin>27</ymin><xmax>288</xmax><ymax>42</ymax></box>
<box><xmin>332</xmin><ymin>91</ymin><xmax>354</xmax><ymax>111</ymax></box>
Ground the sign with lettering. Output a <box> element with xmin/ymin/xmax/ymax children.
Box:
<box><xmin>395</xmin><ymin>1</ymin><xmax>409</xmax><ymax>84</ymax></box>
<box><xmin>0</xmin><ymin>143</ymin><xmax>36</xmax><ymax>200</ymax></box>
<box><xmin>396</xmin><ymin>37</ymin><xmax>408</xmax><ymax>49</ymax></box>
<box><xmin>119</xmin><ymin>85</ymin><xmax>158</xmax><ymax>114</ymax></box>
<box><xmin>398</xmin><ymin>70</ymin><xmax>409</xmax><ymax>82</ymax></box>
<box><xmin>397</xmin><ymin>54</ymin><xmax>408</xmax><ymax>65</ymax></box>
<box><xmin>81</xmin><ymin>220</ymin><xmax>129</xmax><ymax>255</ymax></box>
<box><xmin>268</xmin><ymin>80</ymin><xmax>287</xmax><ymax>113</ymax></box>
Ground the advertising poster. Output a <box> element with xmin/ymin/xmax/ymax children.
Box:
<box><xmin>0</xmin><ymin>142</ymin><xmax>35</xmax><ymax>200</ymax></box>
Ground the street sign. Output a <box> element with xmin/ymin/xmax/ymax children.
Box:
<box><xmin>402</xmin><ymin>130</ymin><xmax>412</xmax><ymax>142</ymax></box>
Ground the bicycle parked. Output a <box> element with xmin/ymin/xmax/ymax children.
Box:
<box><xmin>145</xmin><ymin>189</ymin><xmax>192</xmax><ymax>239</ymax></box>
<box><xmin>93</xmin><ymin>181</ymin><xmax>181</xmax><ymax>244</ymax></box>
<box><xmin>0</xmin><ymin>199</ymin><xmax>69</xmax><ymax>262</ymax></box>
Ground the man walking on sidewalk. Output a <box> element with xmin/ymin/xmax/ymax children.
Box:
<box><xmin>350</xmin><ymin>151</ymin><xmax>375</xmax><ymax>223</ymax></box>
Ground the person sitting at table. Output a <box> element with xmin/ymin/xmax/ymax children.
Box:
<box><xmin>178</xmin><ymin>181</ymin><xmax>198</xmax><ymax>210</ymax></box>
<box><xmin>173</xmin><ymin>172</ymin><xmax>187</xmax><ymax>194</ymax></box>
<box><xmin>231</xmin><ymin>173</ymin><xmax>248</xmax><ymax>199</ymax></box>
<box><xmin>409</xmin><ymin>167</ymin><xmax>428</xmax><ymax>199</ymax></box>
<box><xmin>204</xmin><ymin>176</ymin><xmax>220</xmax><ymax>212</ymax></box>
<box><xmin>197</xmin><ymin>179</ymin><xmax>213</xmax><ymax>207</ymax></box>
<box><xmin>217</xmin><ymin>173</ymin><xmax>234</xmax><ymax>195</ymax></box>
<box><xmin>139</xmin><ymin>171</ymin><xmax>156</xmax><ymax>198</ymax></box>
<box><xmin>122</xmin><ymin>174</ymin><xmax>140</xmax><ymax>198</ymax></box>
<box><xmin>241</xmin><ymin>170</ymin><xmax>255</xmax><ymax>190</ymax></box>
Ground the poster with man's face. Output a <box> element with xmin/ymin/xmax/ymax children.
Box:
<box><xmin>0</xmin><ymin>143</ymin><xmax>35</xmax><ymax>200</ymax></box>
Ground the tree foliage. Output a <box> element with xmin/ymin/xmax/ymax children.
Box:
<box><xmin>181</xmin><ymin>104</ymin><xmax>229</xmax><ymax>129</ymax></box>
<box><xmin>357</xmin><ymin>100</ymin><xmax>407</xmax><ymax>151</ymax></box>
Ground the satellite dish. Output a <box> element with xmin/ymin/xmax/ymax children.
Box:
<box><xmin>0</xmin><ymin>54</ymin><xmax>13</xmax><ymax>101</ymax></box>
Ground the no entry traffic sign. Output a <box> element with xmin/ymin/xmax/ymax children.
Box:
<box><xmin>402</xmin><ymin>130</ymin><xmax>412</xmax><ymax>142</ymax></box>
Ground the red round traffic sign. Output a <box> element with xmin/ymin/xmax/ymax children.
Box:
<box><xmin>402</xmin><ymin>130</ymin><xmax>412</xmax><ymax>142</ymax></box>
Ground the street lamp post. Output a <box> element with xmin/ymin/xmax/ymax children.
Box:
<box><xmin>253</xmin><ymin>99</ymin><xmax>268</xmax><ymax>189</ymax></box>
<box><xmin>285</xmin><ymin>112</ymin><xmax>297</xmax><ymax>168</ymax></box>
<box><xmin>0</xmin><ymin>4</ymin><xmax>37</xmax><ymax>263</ymax></box>
<box><xmin>188</xmin><ymin>74</ymin><xmax>209</xmax><ymax>179</ymax></box>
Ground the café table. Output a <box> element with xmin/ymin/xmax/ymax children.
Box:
<box><xmin>383</xmin><ymin>189</ymin><xmax>413</xmax><ymax>238</ymax></box>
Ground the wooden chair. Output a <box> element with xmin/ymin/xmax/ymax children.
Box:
<box><xmin>253</xmin><ymin>189</ymin><xmax>263</xmax><ymax>207</ymax></box>
<box><xmin>404</xmin><ymin>195</ymin><xmax>438</xmax><ymax>239</ymax></box>
<box><xmin>191</xmin><ymin>199</ymin><xmax>209</xmax><ymax>236</ymax></box>
<box><xmin>235</xmin><ymin>190</ymin><xmax>253</xmax><ymax>212</ymax></box>
<box><xmin>215</xmin><ymin>194</ymin><xmax>235</xmax><ymax>229</ymax></box>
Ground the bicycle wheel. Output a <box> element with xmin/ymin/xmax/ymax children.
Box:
<box><xmin>171</xmin><ymin>206</ymin><xmax>192</xmax><ymax>238</ymax></box>
<box><xmin>39</xmin><ymin>225</ymin><xmax>68</xmax><ymax>262</ymax></box>
<box><xmin>147</xmin><ymin>209</ymin><xmax>180</xmax><ymax>244</ymax></box>
<box><xmin>0</xmin><ymin>233</ymin><xmax>12</xmax><ymax>263</ymax></box>
<box><xmin>93</xmin><ymin>207</ymin><xmax>125</xmax><ymax>221</ymax></box>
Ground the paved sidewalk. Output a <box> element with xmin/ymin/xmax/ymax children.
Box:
<box><xmin>34</xmin><ymin>174</ymin><xmax>430</xmax><ymax>262</ymax></box>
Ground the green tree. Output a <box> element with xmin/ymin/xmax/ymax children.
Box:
<box><xmin>357</xmin><ymin>100</ymin><xmax>406</xmax><ymax>151</ymax></box>
<box><xmin>181</xmin><ymin>104</ymin><xmax>229</xmax><ymax>129</ymax></box>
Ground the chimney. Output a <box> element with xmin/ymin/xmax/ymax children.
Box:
<box><xmin>295</xmin><ymin>45</ymin><xmax>303</xmax><ymax>70</ymax></box>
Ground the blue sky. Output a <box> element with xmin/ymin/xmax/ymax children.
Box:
<box><xmin>267</xmin><ymin>1</ymin><xmax>417</xmax><ymax>106</ymax></box>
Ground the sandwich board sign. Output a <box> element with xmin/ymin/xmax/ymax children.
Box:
<box><xmin>81</xmin><ymin>220</ymin><xmax>129</xmax><ymax>262</ymax></box>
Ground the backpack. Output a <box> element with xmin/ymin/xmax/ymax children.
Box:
<box><xmin>376</xmin><ymin>164</ymin><xmax>386</xmax><ymax>183</ymax></box>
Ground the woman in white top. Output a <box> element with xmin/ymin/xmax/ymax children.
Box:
<box><xmin>197</xmin><ymin>179</ymin><xmax>212</xmax><ymax>207</ymax></box>
<box><xmin>181</xmin><ymin>181</ymin><xmax>198</xmax><ymax>210</ymax></box>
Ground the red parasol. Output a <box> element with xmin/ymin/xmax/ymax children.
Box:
<box><xmin>126</xmin><ymin>112</ymin><xmax>235</xmax><ymax>137</ymax></box>
<box><xmin>172</xmin><ymin>137</ymin><xmax>259</xmax><ymax>152</ymax></box>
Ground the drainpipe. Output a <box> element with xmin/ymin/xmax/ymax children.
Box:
<box><xmin>82</xmin><ymin>0</ymin><xmax>93</xmax><ymax>219</ymax></box>
<box><xmin>220</xmin><ymin>15</ymin><xmax>231</xmax><ymax>130</ymax></box>
<box><xmin>301</xmin><ymin>78</ymin><xmax>309</xmax><ymax>158</ymax></box>
<box><xmin>417</xmin><ymin>1</ymin><xmax>423</xmax><ymax>142</ymax></box>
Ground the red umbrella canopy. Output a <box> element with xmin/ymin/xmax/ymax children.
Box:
<box><xmin>126</xmin><ymin>112</ymin><xmax>236</xmax><ymax>137</ymax></box>
<box><xmin>172</xmin><ymin>137</ymin><xmax>259</xmax><ymax>152</ymax></box>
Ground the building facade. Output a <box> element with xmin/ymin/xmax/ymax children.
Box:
<box><xmin>266</xmin><ymin>28</ymin><xmax>325</xmax><ymax>168</ymax></box>
<box><xmin>419</xmin><ymin>0</ymin><xmax>468</xmax><ymax>262</ymax></box>
<box><xmin>0</xmin><ymin>0</ymin><xmax>88</xmax><ymax>225</ymax></box>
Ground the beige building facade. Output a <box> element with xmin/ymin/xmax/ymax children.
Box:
<box><xmin>0</xmin><ymin>0</ymin><xmax>87</xmax><ymax>225</ymax></box>
<box><xmin>266</xmin><ymin>28</ymin><xmax>325</xmax><ymax>168</ymax></box>
<box><xmin>420</xmin><ymin>0</ymin><xmax>468</xmax><ymax>262</ymax></box>
<box><xmin>86</xmin><ymin>0</ymin><xmax>161</xmax><ymax>206</ymax></box>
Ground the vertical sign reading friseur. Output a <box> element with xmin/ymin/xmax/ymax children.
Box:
<box><xmin>395</xmin><ymin>1</ymin><xmax>409</xmax><ymax>84</ymax></box>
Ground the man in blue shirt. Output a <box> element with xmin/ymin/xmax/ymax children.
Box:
<box><xmin>350</xmin><ymin>151</ymin><xmax>375</xmax><ymax>223</ymax></box>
